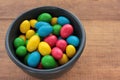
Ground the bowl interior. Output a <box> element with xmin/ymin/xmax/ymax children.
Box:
<box><xmin>6</xmin><ymin>6</ymin><xmax>85</xmax><ymax>71</ymax></box>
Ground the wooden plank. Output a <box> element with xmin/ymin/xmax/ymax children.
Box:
<box><xmin>0</xmin><ymin>0</ymin><xmax>120</xmax><ymax>20</ymax></box>
<box><xmin>0</xmin><ymin>20</ymin><xmax>120</xmax><ymax>80</ymax></box>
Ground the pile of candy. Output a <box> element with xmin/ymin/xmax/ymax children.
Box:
<box><xmin>13</xmin><ymin>13</ymin><xmax>80</xmax><ymax>69</ymax></box>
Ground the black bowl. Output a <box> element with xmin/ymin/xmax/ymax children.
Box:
<box><xmin>5</xmin><ymin>6</ymin><xmax>86</xmax><ymax>79</ymax></box>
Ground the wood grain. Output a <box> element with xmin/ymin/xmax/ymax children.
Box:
<box><xmin>0</xmin><ymin>0</ymin><xmax>120</xmax><ymax>20</ymax></box>
<box><xmin>0</xmin><ymin>20</ymin><xmax>120</xmax><ymax>80</ymax></box>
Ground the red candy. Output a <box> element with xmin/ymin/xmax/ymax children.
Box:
<box><xmin>44</xmin><ymin>35</ymin><xmax>57</xmax><ymax>47</ymax></box>
<box><xmin>56</xmin><ymin>39</ymin><xmax>67</xmax><ymax>52</ymax></box>
<box><xmin>60</xmin><ymin>24</ymin><xmax>73</xmax><ymax>38</ymax></box>
<box><xmin>37</xmin><ymin>63</ymin><xmax>43</xmax><ymax>69</ymax></box>
<box><xmin>52</xmin><ymin>47</ymin><xmax>63</xmax><ymax>60</ymax></box>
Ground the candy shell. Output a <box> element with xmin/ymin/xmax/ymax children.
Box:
<box><xmin>44</xmin><ymin>35</ymin><xmax>57</xmax><ymax>47</ymax></box>
<box><xmin>37</xmin><ymin>25</ymin><xmax>53</xmax><ymax>37</ymax></box>
<box><xmin>35</xmin><ymin>21</ymin><xmax>50</xmax><ymax>29</ymax></box>
<box><xmin>66</xmin><ymin>35</ymin><xmax>80</xmax><ymax>47</ymax></box>
<box><xmin>30</xmin><ymin>19</ymin><xmax>37</xmax><ymax>28</ymax></box>
<box><xmin>56</xmin><ymin>39</ymin><xmax>67</xmax><ymax>52</ymax></box>
<box><xmin>52</xmin><ymin>47</ymin><xmax>63</xmax><ymax>60</ymax></box>
<box><xmin>53</xmin><ymin>24</ymin><xmax>62</xmax><ymax>36</ymax></box>
<box><xmin>16</xmin><ymin>46</ymin><xmax>27</xmax><ymax>57</ymax></box>
<box><xmin>41</xmin><ymin>55</ymin><xmax>57</xmax><ymax>69</ymax></box>
<box><xmin>24</xmin><ymin>54</ymin><xmax>30</xmax><ymax>65</ymax></box>
<box><xmin>66</xmin><ymin>45</ymin><xmax>76</xmax><ymax>58</ymax></box>
<box><xmin>37</xmin><ymin>63</ymin><xmax>43</xmax><ymax>69</ymax></box>
<box><xmin>20</xmin><ymin>20</ymin><xmax>30</xmax><ymax>33</ymax></box>
<box><xmin>27</xmin><ymin>35</ymin><xmax>40</xmax><ymax>52</ymax></box>
<box><xmin>38</xmin><ymin>42</ymin><xmax>51</xmax><ymax>56</ymax></box>
<box><xmin>51</xmin><ymin>17</ymin><xmax>57</xmax><ymax>25</ymax></box>
<box><xmin>14</xmin><ymin>37</ymin><xmax>25</xmax><ymax>48</ymax></box>
<box><xmin>57</xmin><ymin>16</ymin><xmax>70</xmax><ymax>25</ymax></box>
<box><xmin>60</xmin><ymin>24</ymin><xmax>73</xmax><ymax>38</ymax></box>
<box><xmin>37</xmin><ymin>13</ymin><xmax>52</xmax><ymax>22</ymax></box>
<box><xmin>26</xmin><ymin>30</ymin><xmax>35</xmax><ymax>39</ymax></box>
<box><xmin>27</xmin><ymin>51</ymin><xmax>41</xmax><ymax>67</ymax></box>
<box><xmin>59</xmin><ymin>54</ymin><xmax>69</xmax><ymax>65</ymax></box>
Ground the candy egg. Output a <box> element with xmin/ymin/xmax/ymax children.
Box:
<box><xmin>35</xmin><ymin>21</ymin><xmax>50</xmax><ymax>29</ymax></box>
<box><xmin>19</xmin><ymin>35</ymin><xmax>26</xmax><ymax>41</ymax></box>
<box><xmin>20</xmin><ymin>20</ymin><xmax>30</xmax><ymax>33</ymax></box>
<box><xmin>66</xmin><ymin>45</ymin><xmax>76</xmax><ymax>58</ymax></box>
<box><xmin>26</xmin><ymin>30</ymin><xmax>35</xmax><ymax>39</ymax></box>
<box><xmin>51</xmin><ymin>17</ymin><xmax>57</xmax><ymax>25</ymax></box>
<box><xmin>53</xmin><ymin>24</ymin><xmax>62</xmax><ymax>36</ymax></box>
<box><xmin>41</xmin><ymin>55</ymin><xmax>57</xmax><ymax>69</ymax></box>
<box><xmin>51</xmin><ymin>47</ymin><xmax>63</xmax><ymax>60</ymax></box>
<box><xmin>66</xmin><ymin>35</ymin><xmax>80</xmax><ymax>47</ymax></box>
<box><xmin>27</xmin><ymin>35</ymin><xmax>40</xmax><ymax>52</ymax></box>
<box><xmin>30</xmin><ymin>19</ymin><xmax>37</xmax><ymax>28</ymax></box>
<box><xmin>59</xmin><ymin>54</ymin><xmax>69</xmax><ymax>65</ymax></box>
<box><xmin>37</xmin><ymin>13</ymin><xmax>52</xmax><ymax>22</ymax></box>
<box><xmin>16</xmin><ymin>46</ymin><xmax>27</xmax><ymax>57</ymax></box>
<box><xmin>27</xmin><ymin>51</ymin><xmax>41</xmax><ymax>67</ymax></box>
<box><xmin>37</xmin><ymin>25</ymin><xmax>53</xmax><ymax>37</ymax></box>
<box><xmin>57</xmin><ymin>16</ymin><xmax>70</xmax><ymax>25</ymax></box>
<box><xmin>14</xmin><ymin>37</ymin><xmax>25</xmax><ymax>48</ymax></box>
<box><xmin>60</xmin><ymin>24</ymin><xmax>73</xmax><ymax>38</ymax></box>
<box><xmin>44</xmin><ymin>35</ymin><xmax>57</xmax><ymax>47</ymax></box>
<box><xmin>38</xmin><ymin>42</ymin><xmax>51</xmax><ymax>56</ymax></box>
<box><xmin>56</xmin><ymin>39</ymin><xmax>67</xmax><ymax>52</ymax></box>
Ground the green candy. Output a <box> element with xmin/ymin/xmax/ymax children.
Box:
<box><xmin>41</xmin><ymin>55</ymin><xmax>57</xmax><ymax>69</ymax></box>
<box><xmin>24</xmin><ymin>54</ymin><xmax>30</xmax><ymax>65</ymax></box>
<box><xmin>16</xmin><ymin>46</ymin><xmax>27</xmax><ymax>57</ymax></box>
<box><xmin>53</xmin><ymin>24</ymin><xmax>62</xmax><ymax>36</ymax></box>
<box><xmin>14</xmin><ymin>37</ymin><xmax>25</xmax><ymax>48</ymax></box>
<box><xmin>25</xmin><ymin>40</ymin><xmax>29</xmax><ymax>45</ymax></box>
<box><xmin>37</xmin><ymin>13</ymin><xmax>52</xmax><ymax>22</ymax></box>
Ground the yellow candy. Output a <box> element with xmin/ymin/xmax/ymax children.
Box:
<box><xmin>20</xmin><ymin>20</ymin><xmax>30</xmax><ymax>33</ymax></box>
<box><xmin>30</xmin><ymin>19</ymin><xmax>37</xmax><ymax>28</ymax></box>
<box><xmin>19</xmin><ymin>35</ymin><xmax>26</xmax><ymax>41</ymax></box>
<box><xmin>26</xmin><ymin>30</ymin><xmax>35</xmax><ymax>39</ymax></box>
<box><xmin>27</xmin><ymin>35</ymin><xmax>40</xmax><ymax>52</ymax></box>
<box><xmin>59</xmin><ymin>54</ymin><xmax>69</xmax><ymax>65</ymax></box>
<box><xmin>38</xmin><ymin>41</ymin><xmax>51</xmax><ymax>56</ymax></box>
<box><xmin>66</xmin><ymin>45</ymin><xmax>76</xmax><ymax>58</ymax></box>
<box><xmin>51</xmin><ymin>17</ymin><xmax>57</xmax><ymax>25</ymax></box>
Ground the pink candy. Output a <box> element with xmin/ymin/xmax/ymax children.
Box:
<box><xmin>52</xmin><ymin>47</ymin><xmax>63</xmax><ymax>60</ymax></box>
<box><xmin>60</xmin><ymin>24</ymin><xmax>73</xmax><ymax>38</ymax></box>
<box><xmin>44</xmin><ymin>35</ymin><xmax>57</xmax><ymax>47</ymax></box>
<box><xmin>56</xmin><ymin>39</ymin><xmax>67</xmax><ymax>52</ymax></box>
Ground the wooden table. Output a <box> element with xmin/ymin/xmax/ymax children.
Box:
<box><xmin>0</xmin><ymin>0</ymin><xmax>120</xmax><ymax>80</ymax></box>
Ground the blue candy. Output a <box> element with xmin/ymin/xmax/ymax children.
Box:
<box><xmin>35</xmin><ymin>21</ymin><xmax>50</xmax><ymax>29</ymax></box>
<box><xmin>57</xmin><ymin>16</ymin><xmax>70</xmax><ymax>26</ymax></box>
<box><xmin>37</xmin><ymin>25</ymin><xmax>53</xmax><ymax>37</ymax></box>
<box><xmin>66</xmin><ymin>35</ymin><xmax>80</xmax><ymax>47</ymax></box>
<box><xmin>27</xmin><ymin>51</ymin><xmax>41</xmax><ymax>67</ymax></box>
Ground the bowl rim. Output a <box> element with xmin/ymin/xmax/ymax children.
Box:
<box><xmin>5</xmin><ymin>6</ymin><xmax>86</xmax><ymax>73</ymax></box>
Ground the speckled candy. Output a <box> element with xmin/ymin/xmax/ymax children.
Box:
<box><xmin>57</xmin><ymin>16</ymin><xmax>70</xmax><ymax>25</ymax></box>
<box><xmin>38</xmin><ymin>42</ymin><xmax>51</xmax><ymax>56</ymax></box>
<box><xmin>51</xmin><ymin>17</ymin><xmax>57</xmax><ymax>25</ymax></box>
<box><xmin>66</xmin><ymin>45</ymin><xmax>76</xmax><ymax>58</ymax></box>
<box><xmin>37</xmin><ymin>13</ymin><xmax>52</xmax><ymax>22</ymax></box>
<box><xmin>16</xmin><ymin>46</ymin><xmax>27</xmax><ymax>57</ymax></box>
<box><xmin>14</xmin><ymin>37</ymin><xmax>25</xmax><ymax>48</ymax></box>
<box><xmin>37</xmin><ymin>25</ymin><xmax>53</xmax><ymax>37</ymax></box>
<box><xmin>35</xmin><ymin>21</ymin><xmax>50</xmax><ymax>29</ymax></box>
<box><xmin>66</xmin><ymin>35</ymin><xmax>80</xmax><ymax>47</ymax></box>
<box><xmin>60</xmin><ymin>24</ymin><xmax>73</xmax><ymax>38</ymax></box>
<box><xmin>44</xmin><ymin>35</ymin><xmax>57</xmax><ymax>47</ymax></box>
<box><xmin>26</xmin><ymin>30</ymin><xmax>35</xmax><ymax>39</ymax></box>
<box><xmin>27</xmin><ymin>51</ymin><xmax>41</xmax><ymax>67</ymax></box>
<box><xmin>19</xmin><ymin>35</ymin><xmax>26</xmax><ymax>41</ymax></box>
<box><xmin>41</xmin><ymin>55</ymin><xmax>57</xmax><ymax>69</ymax></box>
<box><xmin>52</xmin><ymin>47</ymin><xmax>63</xmax><ymax>60</ymax></box>
<box><xmin>30</xmin><ymin>19</ymin><xmax>37</xmax><ymax>28</ymax></box>
<box><xmin>20</xmin><ymin>20</ymin><xmax>30</xmax><ymax>33</ymax></box>
<box><xmin>59</xmin><ymin>54</ymin><xmax>69</xmax><ymax>65</ymax></box>
<box><xmin>53</xmin><ymin>24</ymin><xmax>62</xmax><ymax>36</ymax></box>
<box><xmin>56</xmin><ymin>39</ymin><xmax>67</xmax><ymax>52</ymax></box>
